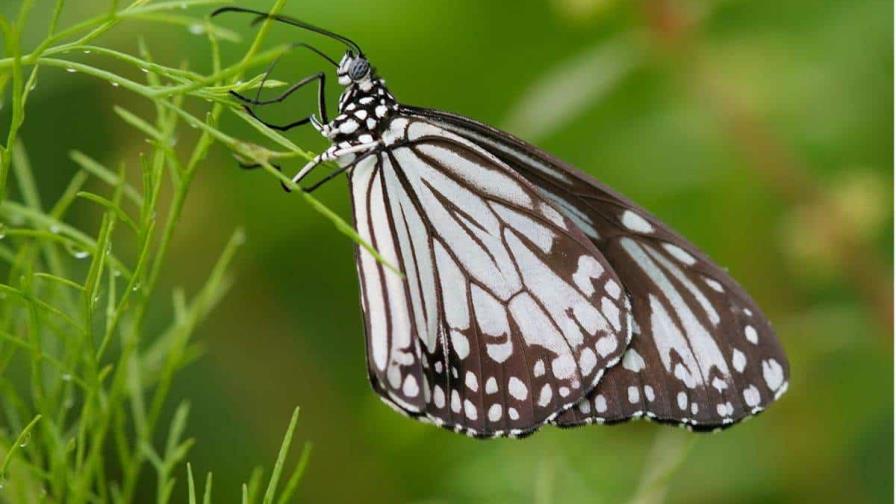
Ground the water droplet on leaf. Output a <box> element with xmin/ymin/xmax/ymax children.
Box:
<box><xmin>64</xmin><ymin>242</ymin><xmax>90</xmax><ymax>259</ymax></box>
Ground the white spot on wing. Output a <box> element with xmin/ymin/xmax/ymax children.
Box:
<box><xmin>605</xmin><ymin>279</ymin><xmax>621</xmax><ymax>299</ymax></box>
<box><xmin>662</xmin><ymin>243</ymin><xmax>697</xmax><ymax>265</ymax></box>
<box><xmin>622</xmin><ymin>348</ymin><xmax>645</xmax><ymax>372</ymax></box>
<box><xmin>579</xmin><ymin>348</ymin><xmax>597</xmax><ymax>375</ymax></box>
<box><xmin>711</xmin><ymin>377</ymin><xmax>728</xmax><ymax>392</ymax></box>
<box><xmin>594</xmin><ymin>394</ymin><xmax>607</xmax><ymax>413</ymax></box>
<box><xmin>433</xmin><ymin>386</ymin><xmax>445</xmax><ymax>408</ymax></box>
<box><xmin>676</xmin><ymin>391</ymin><xmax>688</xmax><ymax>410</ymax></box>
<box><xmin>537</xmin><ymin>384</ymin><xmax>553</xmax><ymax>407</ymax></box>
<box><xmin>465</xmin><ymin>371</ymin><xmax>479</xmax><ymax>392</ymax></box>
<box><xmin>485</xmin><ymin>377</ymin><xmax>498</xmax><ymax>394</ymax></box>
<box><xmin>578</xmin><ymin>400</ymin><xmax>591</xmax><ymax>414</ymax></box>
<box><xmin>595</xmin><ymin>334</ymin><xmax>618</xmax><ymax>357</ymax></box>
<box><xmin>488</xmin><ymin>404</ymin><xmax>503</xmax><ymax>422</ymax></box>
<box><xmin>704</xmin><ymin>277</ymin><xmax>724</xmax><ymax>293</ymax></box>
<box><xmin>621</xmin><ymin>210</ymin><xmax>654</xmax><ymax>233</ymax></box>
<box><xmin>743</xmin><ymin>385</ymin><xmax>760</xmax><ymax>407</ymax></box>
<box><xmin>745</xmin><ymin>325</ymin><xmax>759</xmax><ymax>344</ymax></box>
<box><xmin>451</xmin><ymin>330</ymin><xmax>470</xmax><ymax>359</ymax></box>
<box><xmin>551</xmin><ymin>354</ymin><xmax>577</xmax><ymax>380</ymax></box>
<box><xmin>572</xmin><ymin>256</ymin><xmax>604</xmax><ymax>296</ymax></box>
<box><xmin>762</xmin><ymin>359</ymin><xmax>784</xmax><ymax>391</ymax></box>
<box><xmin>464</xmin><ymin>399</ymin><xmax>478</xmax><ymax>420</ymax></box>
<box><xmin>508</xmin><ymin>377</ymin><xmax>528</xmax><ymax>400</ymax></box>
<box><xmin>403</xmin><ymin>375</ymin><xmax>419</xmax><ymax>397</ymax></box>
<box><xmin>732</xmin><ymin>348</ymin><xmax>746</xmax><ymax>372</ymax></box>
<box><xmin>533</xmin><ymin>359</ymin><xmax>545</xmax><ymax>377</ymax></box>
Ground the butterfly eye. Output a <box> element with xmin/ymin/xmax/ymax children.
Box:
<box><xmin>348</xmin><ymin>58</ymin><xmax>370</xmax><ymax>81</ymax></box>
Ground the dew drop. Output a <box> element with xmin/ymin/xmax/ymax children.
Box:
<box><xmin>19</xmin><ymin>431</ymin><xmax>31</xmax><ymax>448</ymax></box>
<box><xmin>188</xmin><ymin>24</ymin><xmax>205</xmax><ymax>35</ymax></box>
<box><xmin>83</xmin><ymin>50</ymin><xmax>92</xmax><ymax>54</ymax></box>
<box><xmin>66</xmin><ymin>67</ymin><xmax>77</xmax><ymax>73</ymax></box>
<box><xmin>111</xmin><ymin>82</ymin><xmax>120</xmax><ymax>87</ymax></box>
<box><xmin>0</xmin><ymin>223</ymin><xmax>6</xmax><ymax>239</ymax></box>
<box><xmin>50</xmin><ymin>225</ymin><xmax>61</xmax><ymax>234</ymax></box>
<box><xmin>61</xmin><ymin>373</ymin><xmax>73</xmax><ymax>382</ymax></box>
<box><xmin>64</xmin><ymin>242</ymin><xmax>90</xmax><ymax>259</ymax></box>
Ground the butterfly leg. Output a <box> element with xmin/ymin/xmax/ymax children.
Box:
<box><xmin>304</xmin><ymin>148</ymin><xmax>383</xmax><ymax>193</ymax></box>
<box><xmin>230</xmin><ymin>71</ymin><xmax>329</xmax><ymax>131</ymax></box>
<box><xmin>291</xmin><ymin>142</ymin><xmax>382</xmax><ymax>186</ymax></box>
<box><xmin>235</xmin><ymin>159</ymin><xmax>291</xmax><ymax>192</ymax></box>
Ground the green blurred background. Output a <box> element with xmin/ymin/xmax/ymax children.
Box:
<box><xmin>3</xmin><ymin>0</ymin><xmax>893</xmax><ymax>502</ymax></box>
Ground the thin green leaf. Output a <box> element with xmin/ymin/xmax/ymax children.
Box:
<box><xmin>0</xmin><ymin>414</ymin><xmax>41</xmax><ymax>478</ymax></box>
<box><xmin>275</xmin><ymin>443</ymin><xmax>313</xmax><ymax>504</ymax></box>
<box><xmin>263</xmin><ymin>407</ymin><xmax>300</xmax><ymax>504</ymax></box>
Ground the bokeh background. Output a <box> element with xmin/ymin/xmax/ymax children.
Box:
<box><xmin>3</xmin><ymin>0</ymin><xmax>893</xmax><ymax>502</ymax></box>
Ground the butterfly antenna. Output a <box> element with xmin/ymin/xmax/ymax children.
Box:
<box><xmin>211</xmin><ymin>6</ymin><xmax>364</xmax><ymax>56</ymax></box>
<box><xmin>292</xmin><ymin>42</ymin><xmax>339</xmax><ymax>67</ymax></box>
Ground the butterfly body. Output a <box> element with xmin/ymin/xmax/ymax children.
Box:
<box><xmin>213</xmin><ymin>7</ymin><xmax>789</xmax><ymax>438</ymax></box>
<box><xmin>318</xmin><ymin>57</ymin><xmax>395</xmax><ymax>142</ymax></box>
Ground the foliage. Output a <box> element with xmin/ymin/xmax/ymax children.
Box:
<box><xmin>0</xmin><ymin>1</ymin><xmax>313</xmax><ymax>502</ymax></box>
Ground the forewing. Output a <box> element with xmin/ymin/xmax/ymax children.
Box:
<box><xmin>408</xmin><ymin>107</ymin><xmax>789</xmax><ymax>430</ymax></box>
<box><xmin>350</xmin><ymin>118</ymin><xmax>631</xmax><ymax>437</ymax></box>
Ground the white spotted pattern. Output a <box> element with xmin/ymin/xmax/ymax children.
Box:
<box><xmin>621</xmin><ymin>211</ymin><xmax>654</xmax><ymax>233</ymax></box>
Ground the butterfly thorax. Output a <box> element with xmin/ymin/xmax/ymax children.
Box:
<box><xmin>317</xmin><ymin>77</ymin><xmax>398</xmax><ymax>146</ymax></box>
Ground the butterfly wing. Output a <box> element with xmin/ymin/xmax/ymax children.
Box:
<box><xmin>350</xmin><ymin>117</ymin><xmax>632</xmax><ymax>437</ymax></box>
<box><xmin>404</xmin><ymin>107</ymin><xmax>789</xmax><ymax>430</ymax></box>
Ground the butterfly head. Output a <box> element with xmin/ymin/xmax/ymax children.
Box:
<box><xmin>337</xmin><ymin>51</ymin><xmax>373</xmax><ymax>86</ymax></box>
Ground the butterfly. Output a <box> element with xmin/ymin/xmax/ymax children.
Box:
<box><xmin>213</xmin><ymin>7</ymin><xmax>790</xmax><ymax>438</ymax></box>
